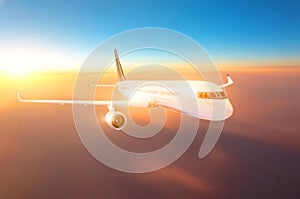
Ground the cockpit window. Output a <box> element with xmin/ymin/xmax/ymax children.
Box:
<box><xmin>209</xmin><ymin>92</ymin><xmax>217</xmax><ymax>98</ymax></box>
<box><xmin>197</xmin><ymin>91</ymin><xmax>227</xmax><ymax>99</ymax></box>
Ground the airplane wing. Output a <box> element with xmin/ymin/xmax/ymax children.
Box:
<box><xmin>88</xmin><ymin>84</ymin><xmax>116</xmax><ymax>87</ymax></box>
<box><xmin>152</xmin><ymin>98</ymin><xmax>190</xmax><ymax>114</ymax></box>
<box><xmin>155</xmin><ymin>102</ymin><xmax>182</xmax><ymax>112</ymax></box>
<box><xmin>18</xmin><ymin>92</ymin><xmax>188</xmax><ymax>115</ymax></box>
<box><xmin>154</xmin><ymin>99</ymin><xmax>197</xmax><ymax>116</ymax></box>
<box><xmin>17</xmin><ymin>92</ymin><xmax>127</xmax><ymax>106</ymax></box>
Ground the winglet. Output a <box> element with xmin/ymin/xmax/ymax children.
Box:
<box><xmin>220</xmin><ymin>74</ymin><xmax>233</xmax><ymax>88</ymax></box>
<box><xmin>114</xmin><ymin>48</ymin><xmax>126</xmax><ymax>81</ymax></box>
<box><xmin>17</xmin><ymin>91</ymin><xmax>22</xmax><ymax>102</ymax></box>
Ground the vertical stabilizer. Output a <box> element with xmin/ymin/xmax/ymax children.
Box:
<box><xmin>114</xmin><ymin>49</ymin><xmax>126</xmax><ymax>81</ymax></box>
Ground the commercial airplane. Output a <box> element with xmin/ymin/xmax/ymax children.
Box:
<box><xmin>18</xmin><ymin>49</ymin><xmax>234</xmax><ymax>130</ymax></box>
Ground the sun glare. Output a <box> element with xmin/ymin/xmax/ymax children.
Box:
<box><xmin>7</xmin><ymin>68</ymin><xmax>27</xmax><ymax>77</ymax></box>
<box><xmin>0</xmin><ymin>44</ymin><xmax>83</xmax><ymax>76</ymax></box>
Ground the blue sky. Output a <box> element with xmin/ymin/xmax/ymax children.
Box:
<box><xmin>0</xmin><ymin>0</ymin><xmax>299</xmax><ymax>71</ymax></box>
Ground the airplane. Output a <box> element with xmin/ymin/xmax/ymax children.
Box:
<box><xmin>17</xmin><ymin>49</ymin><xmax>233</xmax><ymax>131</ymax></box>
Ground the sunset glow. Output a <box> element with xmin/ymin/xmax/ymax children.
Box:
<box><xmin>0</xmin><ymin>44</ymin><xmax>84</xmax><ymax>74</ymax></box>
<box><xmin>0</xmin><ymin>0</ymin><xmax>299</xmax><ymax>198</ymax></box>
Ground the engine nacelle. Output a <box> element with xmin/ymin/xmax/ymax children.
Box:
<box><xmin>105</xmin><ymin>111</ymin><xmax>127</xmax><ymax>130</ymax></box>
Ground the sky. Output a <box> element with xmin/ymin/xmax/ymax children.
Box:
<box><xmin>0</xmin><ymin>0</ymin><xmax>299</xmax><ymax>73</ymax></box>
<box><xmin>1</xmin><ymin>2</ymin><xmax>300</xmax><ymax>198</ymax></box>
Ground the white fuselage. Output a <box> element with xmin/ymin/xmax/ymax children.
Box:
<box><xmin>116</xmin><ymin>80</ymin><xmax>233</xmax><ymax>121</ymax></box>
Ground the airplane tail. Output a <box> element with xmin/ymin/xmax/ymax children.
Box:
<box><xmin>114</xmin><ymin>49</ymin><xmax>126</xmax><ymax>81</ymax></box>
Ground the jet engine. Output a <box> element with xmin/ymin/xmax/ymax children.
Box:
<box><xmin>105</xmin><ymin>111</ymin><xmax>127</xmax><ymax>130</ymax></box>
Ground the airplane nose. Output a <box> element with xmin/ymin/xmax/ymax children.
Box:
<box><xmin>205</xmin><ymin>98</ymin><xmax>234</xmax><ymax>121</ymax></box>
<box><xmin>225</xmin><ymin>99</ymin><xmax>234</xmax><ymax>118</ymax></box>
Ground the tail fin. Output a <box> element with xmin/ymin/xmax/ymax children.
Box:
<box><xmin>114</xmin><ymin>49</ymin><xmax>126</xmax><ymax>81</ymax></box>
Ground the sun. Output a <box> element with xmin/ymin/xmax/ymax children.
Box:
<box><xmin>0</xmin><ymin>44</ymin><xmax>83</xmax><ymax>77</ymax></box>
<box><xmin>7</xmin><ymin>68</ymin><xmax>27</xmax><ymax>77</ymax></box>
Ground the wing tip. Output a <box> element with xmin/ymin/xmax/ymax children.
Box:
<box><xmin>17</xmin><ymin>91</ymin><xmax>22</xmax><ymax>101</ymax></box>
